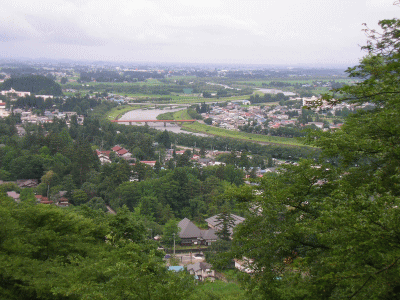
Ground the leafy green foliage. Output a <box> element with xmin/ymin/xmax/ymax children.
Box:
<box><xmin>0</xmin><ymin>196</ymin><xmax>195</xmax><ymax>299</ymax></box>
<box><xmin>188</xmin><ymin>280</ymin><xmax>246</xmax><ymax>300</ymax></box>
<box><xmin>2</xmin><ymin>75</ymin><xmax>62</xmax><ymax>95</ymax></box>
<box><xmin>162</xmin><ymin>219</ymin><xmax>181</xmax><ymax>245</ymax></box>
<box><xmin>230</xmin><ymin>17</ymin><xmax>400</xmax><ymax>299</ymax></box>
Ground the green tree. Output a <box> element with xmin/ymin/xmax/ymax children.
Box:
<box><xmin>132</xmin><ymin>161</ymin><xmax>152</xmax><ymax>182</ymax></box>
<box><xmin>199</xmin><ymin>145</ymin><xmax>206</xmax><ymax>157</ymax></box>
<box><xmin>61</xmin><ymin>174</ymin><xmax>76</xmax><ymax>199</ymax></box>
<box><xmin>155</xmin><ymin>130</ymin><xmax>171</xmax><ymax>148</ymax></box>
<box><xmin>69</xmin><ymin>138</ymin><xmax>99</xmax><ymax>185</ymax></box>
<box><xmin>0</xmin><ymin>196</ymin><xmax>195</xmax><ymax>300</ymax></box>
<box><xmin>202</xmin><ymin>91</ymin><xmax>212</xmax><ymax>98</ymax></box>
<box><xmin>2</xmin><ymin>75</ymin><xmax>63</xmax><ymax>95</ymax></box>
<box><xmin>230</xmin><ymin>17</ymin><xmax>400</xmax><ymax>300</ymax></box>
<box><xmin>162</xmin><ymin>218</ymin><xmax>181</xmax><ymax>246</ymax></box>
<box><xmin>225</xmin><ymin>151</ymin><xmax>238</xmax><ymax>166</ymax></box>
<box><xmin>8</xmin><ymin>154</ymin><xmax>45</xmax><ymax>180</ymax></box>
<box><xmin>176</xmin><ymin>150</ymin><xmax>192</xmax><ymax>167</ymax></box>
<box><xmin>71</xmin><ymin>189</ymin><xmax>88</xmax><ymax>206</ymax></box>
<box><xmin>238</xmin><ymin>152</ymin><xmax>250</xmax><ymax>170</ymax></box>
<box><xmin>108</xmin><ymin>205</ymin><xmax>146</xmax><ymax>245</ymax></box>
<box><xmin>249</xmin><ymin>167</ymin><xmax>257</xmax><ymax>179</ymax></box>
<box><xmin>204</xmin><ymin>239</ymin><xmax>232</xmax><ymax>271</ymax></box>
<box><xmin>204</xmin><ymin>117</ymin><xmax>213</xmax><ymax>125</ymax></box>
<box><xmin>215</xmin><ymin>203</ymin><xmax>236</xmax><ymax>241</ymax></box>
<box><xmin>41</xmin><ymin>170</ymin><xmax>57</xmax><ymax>198</ymax></box>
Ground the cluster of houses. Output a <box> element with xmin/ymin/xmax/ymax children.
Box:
<box><xmin>2</xmin><ymin>176</ymin><xmax>252</xmax><ymax>281</ymax></box>
<box><xmin>96</xmin><ymin>145</ymin><xmax>134</xmax><ymax>164</ymax></box>
<box><xmin>0</xmin><ymin>88</ymin><xmax>54</xmax><ymax>100</ymax></box>
<box><xmin>0</xmin><ymin>88</ymin><xmax>87</xmax><ymax>124</ymax></box>
<box><xmin>13</xmin><ymin>109</ymin><xmax>85</xmax><ymax>126</ymax></box>
<box><xmin>95</xmin><ymin>144</ymin><xmax>231</xmax><ymax>170</ymax></box>
<box><xmin>200</xmin><ymin>96</ymin><xmax>368</xmax><ymax>132</ymax></box>
<box><xmin>167</xmin><ymin>213</ymin><xmax>245</xmax><ymax>282</ymax></box>
<box><xmin>2</xmin><ymin>179</ymin><xmax>70</xmax><ymax>207</ymax></box>
<box><xmin>1</xmin><ymin>179</ymin><xmax>39</xmax><ymax>192</ymax></box>
<box><xmin>0</xmin><ymin>103</ymin><xmax>85</xmax><ymax>128</ymax></box>
<box><xmin>35</xmin><ymin>192</ymin><xmax>70</xmax><ymax>207</ymax></box>
<box><xmin>96</xmin><ymin>144</ymin><xmax>274</xmax><ymax>183</ymax></box>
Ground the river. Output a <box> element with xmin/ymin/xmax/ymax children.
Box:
<box><xmin>119</xmin><ymin>107</ymin><xmax>209</xmax><ymax>136</ymax></box>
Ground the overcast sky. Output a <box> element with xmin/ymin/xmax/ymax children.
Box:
<box><xmin>0</xmin><ymin>0</ymin><xmax>398</xmax><ymax>66</ymax></box>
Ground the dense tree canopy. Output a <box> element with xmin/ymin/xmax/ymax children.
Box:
<box><xmin>0</xmin><ymin>196</ymin><xmax>195</xmax><ymax>299</ymax></box>
<box><xmin>1</xmin><ymin>75</ymin><xmax>63</xmax><ymax>96</ymax></box>
<box><xmin>230</xmin><ymin>17</ymin><xmax>400</xmax><ymax>299</ymax></box>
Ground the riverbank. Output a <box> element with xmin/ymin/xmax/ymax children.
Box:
<box><xmin>181</xmin><ymin>121</ymin><xmax>305</xmax><ymax>146</ymax></box>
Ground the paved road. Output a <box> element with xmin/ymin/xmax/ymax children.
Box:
<box><xmin>171</xmin><ymin>252</ymin><xmax>205</xmax><ymax>266</ymax></box>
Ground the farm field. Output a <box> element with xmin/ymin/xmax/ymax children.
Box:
<box><xmin>62</xmin><ymin>75</ymin><xmax>354</xmax><ymax>106</ymax></box>
<box><xmin>234</xmin><ymin>78</ymin><xmax>354</xmax><ymax>87</ymax></box>
<box><xmin>182</xmin><ymin>121</ymin><xmax>305</xmax><ymax>146</ymax></box>
<box><xmin>65</xmin><ymin>79</ymin><xmax>167</xmax><ymax>87</ymax></box>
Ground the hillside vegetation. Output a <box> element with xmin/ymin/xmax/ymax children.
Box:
<box><xmin>2</xmin><ymin>75</ymin><xmax>63</xmax><ymax>96</ymax></box>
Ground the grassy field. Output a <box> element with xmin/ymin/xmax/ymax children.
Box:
<box><xmin>151</xmin><ymin>106</ymin><xmax>305</xmax><ymax>146</ymax></box>
<box><xmin>64</xmin><ymin>79</ymin><xmax>253</xmax><ymax>104</ymax></box>
<box><xmin>190</xmin><ymin>281</ymin><xmax>245</xmax><ymax>300</ymax></box>
<box><xmin>105</xmin><ymin>105</ymin><xmax>146</xmax><ymax>120</ymax></box>
<box><xmin>156</xmin><ymin>111</ymin><xmax>175</xmax><ymax>120</ymax></box>
<box><xmin>156</xmin><ymin>108</ymin><xmax>191</xmax><ymax>120</ymax></box>
<box><xmin>253</xmin><ymin>101</ymin><xmax>280</xmax><ymax>106</ymax></box>
<box><xmin>182</xmin><ymin>121</ymin><xmax>305</xmax><ymax>146</ymax></box>
<box><xmin>173</xmin><ymin>109</ymin><xmax>192</xmax><ymax>120</ymax></box>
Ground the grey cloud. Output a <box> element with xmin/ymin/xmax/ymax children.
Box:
<box><xmin>0</xmin><ymin>30</ymin><xmax>30</xmax><ymax>42</ymax></box>
<box><xmin>0</xmin><ymin>33</ymin><xmax>18</xmax><ymax>42</ymax></box>
<box><xmin>25</xmin><ymin>15</ymin><xmax>106</xmax><ymax>46</ymax></box>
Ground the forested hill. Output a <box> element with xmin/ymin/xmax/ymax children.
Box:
<box><xmin>1</xmin><ymin>75</ymin><xmax>63</xmax><ymax>96</ymax></box>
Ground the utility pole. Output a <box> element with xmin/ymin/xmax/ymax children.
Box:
<box><xmin>173</xmin><ymin>233</ymin><xmax>176</xmax><ymax>256</ymax></box>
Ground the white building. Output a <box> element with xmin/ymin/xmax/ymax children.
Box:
<box><xmin>0</xmin><ymin>102</ymin><xmax>9</xmax><ymax>118</ymax></box>
<box><xmin>1</xmin><ymin>88</ymin><xmax>31</xmax><ymax>97</ymax></box>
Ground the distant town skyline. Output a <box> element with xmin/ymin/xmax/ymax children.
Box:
<box><xmin>1</xmin><ymin>0</ymin><xmax>398</xmax><ymax>66</ymax></box>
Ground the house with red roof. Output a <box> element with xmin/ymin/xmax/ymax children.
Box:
<box><xmin>111</xmin><ymin>145</ymin><xmax>132</xmax><ymax>160</ymax></box>
<box><xmin>111</xmin><ymin>145</ymin><xmax>122</xmax><ymax>152</ymax></box>
<box><xmin>56</xmin><ymin>197</ymin><xmax>70</xmax><ymax>207</ymax></box>
<box><xmin>96</xmin><ymin>150</ymin><xmax>112</xmax><ymax>164</ymax></box>
<box><xmin>116</xmin><ymin>148</ymin><xmax>128</xmax><ymax>156</ymax></box>
<box><xmin>35</xmin><ymin>195</ymin><xmax>53</xmax><ymax>205</ymax></box>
